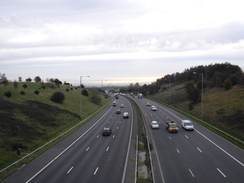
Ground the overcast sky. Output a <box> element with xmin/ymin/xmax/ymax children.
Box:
<box><xmin>1</xmin><ymin>0</ymin><xmax>244</xmax><ymax>86</ymax></box>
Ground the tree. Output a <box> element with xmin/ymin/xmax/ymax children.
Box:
<box><xmin>26</xmin><ymin>77</ymin><xmax>32</xmax><ymax>82</ymax></box>
<box><xmin>89</xmin><ymin>89</ymin><xmax>101</xmax><ymax>105</ymax></box>
<box><xmin>0</xmin><ymin>73</ymin><xmax>8</xmax><ymax>87</ymax></box>
<box><xmin>13</xmin><ymin>80</ymin><xmax>18</xmax><ymax>89</ymax></box>
<box><xmin>18</xmin><ymin>76</ymin><xmax>22</xmax><ymax>82</ymax></box>
<box><xmin>34</xmin><ymin>76</ymin><xmax>41</xmax><ymax>82</ymax></box>
<box><xmin>223</xmin><ymin>79</ymin><xmax>232</xmax><ymax>90</ymax></box>
<box><xmin>23</xmin><ymin>84</ymin><xmax>27</xmax><ymax>89</ymax></box>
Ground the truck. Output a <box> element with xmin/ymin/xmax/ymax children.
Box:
<box><xmin>166</xmin><ymin>121</ymin><xmax>179</xmax><ymax>133</ymax></box>
<box><xmin>114</xmin><ymin>94</ymin><xmax>119</xmax><ymax>99</ymax></box>
<box><xmin>138</xmin><ymin>93</ymin><xmax>143</xmax><ymax>99</ymax></box>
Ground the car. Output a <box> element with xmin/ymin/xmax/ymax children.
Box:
<box><xmin>181</xmin><ymin>120</ymin><xmax>194</xmax><ymax>130</ymax></box>
<box><xmin>112</xmin><ymin>101</ymin><xmax>116</xmax><ymax>106</ymax></box>
<box><xmin>146</xmin><ymin>102</ymin><xmax>151</xmax><ymax>106</ymax></box>
<box><xmin>116</xmin><ymin>109</ymin><xmax>121</xmax><ymax>114</ymax></box>
<box><xmin>120</xmin><ymin>104</ymin><xmax>124</xmax><ymax>108</ymax></box>
<box><xmin>151</xmin><ymin>121</ymin><xmax>159</xmax><ymax>129</ymax></box>
<box><xmin>123</xmin><ymin>112</ymin><xmax>129</xmax><ymax>118</ymax></box>
<box><xmin>151</xmin><ymin>106</ymin><xmax>157</xmax><ymax>111</ymax></box>
<box><xmin>102</xmin><ymin>127</ymin><xmax>112</xmax><ymax>136</ymax></box>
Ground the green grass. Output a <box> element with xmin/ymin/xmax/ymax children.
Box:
<box><xmin>0</xmin><ymin>82</ymin><xmax>110</xmax><ymax>180</ymax></box>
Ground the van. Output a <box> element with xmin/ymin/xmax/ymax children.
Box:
<box><xmin>181</xmin><ymin>120</ymin><xmax>194</xmax><ymax>130</ymax></box>
<box><xmin>113</xmin><ymin>101</ymin><xmax>116</xmax><ymax>106</ymax></box>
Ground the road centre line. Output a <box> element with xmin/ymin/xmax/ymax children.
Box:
<box><xmin>67</xmin><ymin>166</ymin><xmax>73</xmax><ymax>174</ymax></box>
<box><xmin>217</xmin><ymin>168</ymin><xmax>226</xmax><ymax>178</ymax></box>
<box><xmin>26</xmin><ymin>107</ymin><xmax>113</xmax><ymax>183</ymax></box>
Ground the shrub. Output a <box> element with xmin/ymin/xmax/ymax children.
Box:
<box><xmin>50</xmin><ymin>92</ymin><xmax>65</xmax><ymax>104</ymax></box>
<box><xmin>82</xmin><ymin>89</ymin><xmax>89</xmax><ymax>96</ymax></box>
<box><xmin>34</xmin><ymin>90</ymin><xmax>40</xmax><ymax>95</ymax></box>
<box><xmin>23</xmin><ymin>84</ymin><xmax>27</xmax><ymax>89</ymax></box>
<box><xmin>66</xmin><ymin>89</ymin><xmax>69</xmax><ymax>92</ymax></box>
<box><xmin>223</xmin><ymin>79</ymin><xmax>232</xmax><ymax>90</ymax></box>
<box><xmin>4</xmin><ymin>91</ymin><xmax>12</xmax><ymax>98</ymax></box>
<box><xmin>20</xmin><ymin>91</ymin><xmax>25</xmax><ymax>95</ymax></box>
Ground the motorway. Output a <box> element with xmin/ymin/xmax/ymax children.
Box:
<box><xmin>2</xmin><ymin>96</ymin><xmax>136</xmax><ymax>183</ymax></box>
<box><xmin>132</xmin><ymin>97</ymin><xmax>244</xmax><ymax>183</ymax></box>
<box><xmin>2</xmin><ymin>95</ymin><xmax>244</xmax><ymax>183</ymax></box>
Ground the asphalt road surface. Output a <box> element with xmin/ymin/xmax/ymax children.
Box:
<box><xmin>2</xmin><ymin>96</ymin><xmax>136</xmax><ymax>183</ymax></box>
<box><xmin>132</xmin><ymin>97</ymin><xmax>244</xmax><ymax>183</ymax></box>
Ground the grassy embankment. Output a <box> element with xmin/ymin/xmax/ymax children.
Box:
<box><xmin>149</xmin><ymin>82</ymin><xmax>244</xmax><ymax>149</ymax></box>
<box><xmin>0</xmin><ymin>82</ymin><xmax>110</xmax><ymax>178</ymax></box>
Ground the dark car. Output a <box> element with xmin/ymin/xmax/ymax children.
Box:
<box><xmin>102</xmin><ymin>127</ymin><xmax>112</xmax><ymax>136</ymax></box>
<box><xmin>116</xmin><ymin>109</ymin><xmax>121</xmax><ymax>114</ymax></box>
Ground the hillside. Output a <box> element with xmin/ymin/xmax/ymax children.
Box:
<box><xmin>0</xmin><ymin>82</ymin><xmax>110</xmax><ymax>172</ymax></box>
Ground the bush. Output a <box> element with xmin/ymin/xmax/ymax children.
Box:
<box><xmin>4</xmin><ymin>91</ymin><xmax>12</xmax><ymax>98</ymax></box>
<box><xmin>23</xmin><ymin>84</ymin><xmax>27</xmax><ymax>89</ymax></box>
<box><xmin>50</xmin><ymin>92</ymin><xmax>65</xmax><ymax>104</ymax></box>
<box><xmin>20</xmin><ymin>91</ymin><xmax>25</xmax><ymax>95</ymax></box>
<box><xmin>34</xmin><ymin>90</ymin><xmax>40</xmax><ymax>95</ymax></box>
<box><xmin>82</xmin><ymin>89</ymin><xmax>89</xmax><ymax>96</ymax></box>
<box><xmin>223</xmin><ymin>79</ymin><xmax>232</xmax><ymax>90</ymax></box>
<box><xmin>66</xmin><ymin>89</ymin><xmax>69</xmax><ymax>92</ymax></box>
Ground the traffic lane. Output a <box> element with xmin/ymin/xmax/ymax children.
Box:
<box><xmin>25</xmin><ymin>99</ymin><xmax>132</xmax><ymax>183</ymax></box>
<box><xmin>90</xmin><ymin>114</ymin><xmax>132</xmax><ymax>182</ymax></box>
<box><xmin>178</xmin><ymin>129</ymin><xmax>244</xmax><ymax>183</ymax></box>
<box><xmin>26</xmin><ymin>115</ymin><xmax>122</xmax><ymax>183</ymax></box>
<box><xmin>141</xmin><ymin>99</ymin><xmax>244</xmax><ymax>183</ymax></box>
<box><xmin>142</xmin><ymin>111</ymin><xmax>194</xmax><ymax>182</ymax></box>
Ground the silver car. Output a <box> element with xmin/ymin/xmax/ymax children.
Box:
<box><xmin>151</xmin><ymin>121</ymin><xmax>159</xmax><ymax>129</ymax></box>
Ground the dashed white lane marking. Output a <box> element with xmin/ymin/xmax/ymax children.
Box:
<box><xmin>67</xmin><ymin>166</ymin><xmax>73</xmax><ymax>174</ymax></box>
<box><xmin>197</xmin><ymin>147</ymin><xmax>202</xmax><ymax>153</ymax></box>
<box><xmin>106</xmin><ymin>147</ymin><xmax>109</xmax><ymax>151</ymax></box>
<box><xmin>86</xmin><ymin>147</ymin><xmax>90</xmax><ymax>151</ymax></box>
<box><xmin>189</xmin><ymin>169</ymin><xmax>195</xmax><ymax>177</ymax></box>
<box><xmin>185</xmin><ymin>135</ymin><xmax>189</xmax><ymax>139</ymax></box>
<box><xmin>217</xmin><ymin>168</ymin><xmax>226</xmax><ymax>178</ymax></box>
<box><xmin>94</xmin><ymin>167</ymin><xmax>99</xmax><ymax>175</ymax></box>
<box><xmin>177</xmin><ymin>149</ymin><xmax>180</xmax><ymax>153</ymax></box>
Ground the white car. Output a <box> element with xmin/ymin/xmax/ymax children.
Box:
<box><xmin>123</xmin><ymin>112</ymin><xmax>129</xmax><ymax>118</ymax></box>
<box><xmin>151</xmin><ymin>121</ymin><xmax>159</xmax><ymax>129</ymax></box>
<box><xmin>181</xmin><ymin>120</ymin><xmax>194</xmax><ymax>130</ymax></box>
<box><xmin>151</xmin><ymin>106</ymin><xmax>157</xmax><ymax>111</ymax></box>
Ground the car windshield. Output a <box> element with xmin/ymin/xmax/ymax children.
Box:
<box><xmin>170</xmin><ymin>124</ymin><xmax>177</xmax><ymax>127</ymax></box>
<box><xmin>185</xmin><ymin>123</ymin><xmax>192</xmax><ymax>126</ymax></box>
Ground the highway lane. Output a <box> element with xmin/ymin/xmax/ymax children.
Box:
<box><xmin>132</xmin><ymin>97</ymin><xmax>244</xmax><ymax>183</ymax></box>
<box><xmin>2</xmin><ymin>96</ymin><xmax>136</xmax><ymax>183</ymax></box>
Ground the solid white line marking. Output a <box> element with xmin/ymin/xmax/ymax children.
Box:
<box><xmin>197</xmin><ymin>147</ymin><xmax>202</xmax><ymax>153</ymax></box>
<box><xmin>86</xmin><ymin>147</ymin><xmax>90</xmax><ymax>151</ymax></box>
<box><xmin>67</xmin><ymin>166</ymin><xmax>73</xmax><ymax>174</ymax></box>
<box><xmin>94</xmin><ymin>167</ymin><xmax>99</xmax><ymax>175</ymax></box>
<box><xmin>185</xmin><ymin>135</ymin><xmax>189</xmax><ymax>139</ymax></box>
<box><xmin>189</xmin><ymin>169</ymin><xmax>195</xmax><ymax>177</ymax></box>
<box><xmin>196</xmin><ymin>130</ymin><xmax>244</xmax><ymax>167</ymax></box>
<box><xmin>177</xmin><ymin>149</ymin><xmax>180</xmax><ymax>153</ymax></box>
<box><xmin>217</xmin><ymin>168</ymin><xmax>226</xmax><ymax>177</ymax></box>
<box><xmin>106</xmin><ymin>147</ymin><xmax>109</xmax><ymax>151</ymax></box>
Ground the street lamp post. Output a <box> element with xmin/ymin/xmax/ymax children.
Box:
<box><xmin>80</xmin><ymin>76</ymin><xmax>90</xmax><ymax>119</ymax></box>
